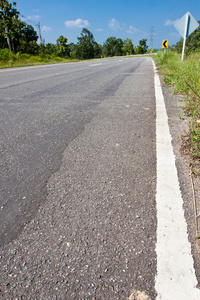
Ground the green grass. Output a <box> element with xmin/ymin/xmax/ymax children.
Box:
<box><xmin>153</xmin><ymin>50</ymin><xmax>200</xmax><ymax>160</ymax></box>
<box><xmin>0</xmin><ymin>49</ymin><xmax>81</xmax><ymax>68</ymax></box>
<box><xmin>0</xmin><ymin>57</ymin><xmax>80</xmax><ymax>68</ymax></box>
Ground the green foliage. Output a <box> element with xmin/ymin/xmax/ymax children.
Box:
<box><xmin>103</xmin><ymin>37</ymin><xmax>116</xmax><ymax>57</ymax></box>
<box><xmin>76</xmin><ymin>28</ymin><xmax>95</xmax><ymax>59</ymax></box>
<box><xmin>122</xmin><ymin>38</ymin><xmax>135</xmax><ymax>55</ymax></box>
<box><xmin>56</xmin><ymin>35</ymin><xmax>69</xmax><ymax>57</ymax></box>
<box><xmin>45</xmin><ymin>43</ymin><xmax>57</xmax><ymax>56</ymax></box>
<box><xmin>93</xmin><ymin>42</ymin><xmax>102</xmax><ymax>58</ymax></box>
<box><xmin>0</xmin><ymin>47</ymin><xmax>14</xmax><ymax>61</ymax></box>
<box><xmin>135</xmin><ymin>44</ymin><xmax>145</xmax><ymax>54</ymax></box>
<box><xmin>114</xmin><ymin>38</ymin><xmax>123</xmax><ymax>56</ymax></box>
<box><xmin>0</xmin><ymin>1</ymin><xmax>38</xmax><ymax>54</ymax></box>
<box><xmin>16</xmin><ymin>22</ymin><xmax>38</xmax><ymax>54</ymax></box>
<box><xmin>0</xmin><ymin>48</ymin><xmax>80</xmax><ymax>68</ymax></box>
<box><xmin>153</xmin><ymin>50</ymin><xmax>200</xmax><ymax>158</ymax></box>
<box><xmin>139</xmin><ymin>39</ymin><xmax>148</xmax><ymax>53</ymax></box>
<box><xmin>68</xmin><ymin>43</ymin><xmax>78</xmax><ymax>59</ymax></box>
<box><xmin>102</xmin><ymin>37</ymin><xmax>124</xmax><ymax>57</ymax></box>
<box><xmin>191</xmin><ymin>125</ymin><xmax>200</xmax><ymax>158</ymax></box>
<box><xmin>0</xmin><ymin>0</ymin><xmax>19</xmax><ymax>53</ymax></box>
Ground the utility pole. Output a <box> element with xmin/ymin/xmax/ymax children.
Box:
<box><xmin>37</xmin><ymin>22</ymin><xmax>42</xmax><ymax>43</ymax></box>
<box><xmin>149</xmin><ymin>26</ymin><xmax>155</xmax><ymax>50</ymax></box>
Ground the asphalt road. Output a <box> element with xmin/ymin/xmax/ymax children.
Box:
<box><xmin>0</xmin><ymin>58</ymin><xmax>157</xmax><ymax>298</ymax></box>
<box><xmin>0</xmin><ymin>57</ymin><xmax>198</xmax><ymax>299</ymax></box>
<box><xmin>0</xmin><ymin>58</ymin><xmax>156</xmax><ymax>246</ymax></box>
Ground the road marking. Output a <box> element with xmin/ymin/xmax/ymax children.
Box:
<box><xmin>152</xmin><ymin>59</ymin><xmax>200</xmax><ymax>300</ymax></box>
<box><xmin>89</xmin><ymin>63</ymin><xmax>102</xmax><ymax>67</ymax></box>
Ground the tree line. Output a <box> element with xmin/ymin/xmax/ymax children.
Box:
<box><xmin>0</xmin><ymin>0</ymin><xmax>148</xmax><ymax>60</ymax></box>
<box><xmin>2</xmin><ymin>0</ymin><xmax>199</xmax><ymax>60</ymax></box>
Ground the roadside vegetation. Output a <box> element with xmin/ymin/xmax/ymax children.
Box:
<box><xmin>153</xmin><ymin>49</ymin><xmax>200</xmax><ymax>173</ymax></box>
<box><xmin>0</xmin><ymin>49</ymin><xmax>81</xmax><ymax>68</ymax></box>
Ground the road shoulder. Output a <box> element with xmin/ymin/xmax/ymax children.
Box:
<box><xmin>161</xmin><ymin>81</ymin><xmax>200</xmax><ymax>287</ymax></box>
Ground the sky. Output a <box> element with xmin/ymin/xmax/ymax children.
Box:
<box><xmin>16</xmin><ymin>0</ymin><xmax>200</xmax><ymax>49</ymax></box>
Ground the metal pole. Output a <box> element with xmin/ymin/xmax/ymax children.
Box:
<box><xmin>181</xmin><ymin>13</ymin><xmax>189</xmax><ymax>62</ymax></box>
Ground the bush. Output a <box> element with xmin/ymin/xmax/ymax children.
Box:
<box><xmin>0</xmin><ymin>49</ymin><xmax>15</xmax><ymax>62</ymax></box>
<box><xmin>29</xmin><ymin>56</ymin><xmax>43</xmax><ymax>62</ymax></box>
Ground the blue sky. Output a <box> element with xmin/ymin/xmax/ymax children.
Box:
<box><xmin>16</xmin><ymin>0</ymin><xmax>199</xmax><ymax>49</ymax></box>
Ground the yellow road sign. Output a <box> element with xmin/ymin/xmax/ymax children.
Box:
<box><xmin>149</xmin><ymin>48</ymin><xmax>153</xmax><ymax>53</ymax></box>
<box><xmin>162</xmin><ymin>40</ymin><xmax>168</xmax><ymax>48</ymax></box>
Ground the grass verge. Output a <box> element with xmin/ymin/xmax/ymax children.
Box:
<box><xmin>0</xmin><ymin>57</ymin><xmax>80</xmax><ymax>68</ymax></box>
<box><xmin>153</xmin><ymin>50</ymin><xmax>200</xmax><ymax>175</ymax></box>
<box><xmin>0</xmin><ymin>50</ymin><xmax>81</xmax><ymax>68</ymax></box>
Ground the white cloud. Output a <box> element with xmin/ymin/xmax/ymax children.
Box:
<box><xmin>127</xmin><ymin>26</ymin><xmax>141</xmax><ymax>34</ymax></box>
<box><xmin>108</xmin><ymin>18</ymin><xmax>122</xmax><ymax>30</ymax></box>
<box><xmin>96</xmin><ymin>28</ymin><xmax>103</xmax><ymax>32</ymax></box>
<box><xmin>27</xmin><ymin>15</ymin><xmax>40</xmax><ymax>21</ymax></box>
<box><xmin>42</xmin><ymin>25</ymin><xmax>51</xmax><ymax>32</ymax></box>
<box><xmin>165</xmin><ymin>19</ymin><xmax>179</xmax><ymax>26</ymax></box>
<box><xmin>64</xmin><ymin>18</ymin><xmax>90</xmax><ymax>28</ymax></box>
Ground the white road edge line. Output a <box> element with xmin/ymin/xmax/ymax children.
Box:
<box><xmin>152</xmin><ymin>58</ymin><xmax>200</xmax><ymax>300</ymax></box>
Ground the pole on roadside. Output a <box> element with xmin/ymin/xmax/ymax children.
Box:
<box><xmin>181</xmin><ymin>13</ymin><xmax>190</xmax><ymax>62</ymax></box>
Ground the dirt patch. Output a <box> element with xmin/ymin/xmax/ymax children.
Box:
<box><xmin>181</xmin><ymin>133</ymin><xmax>200</xmax><ymax>254</ymax></box>
<box><xmin>129</xmin><ymin>289</ymin><xmax>150</xmax><ymax>300</ymax></box>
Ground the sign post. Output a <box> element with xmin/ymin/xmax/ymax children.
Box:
<box><xmin>181</xmin><ymin>13</ymin><xmax>189</xmax><ymax>62</ymax></box>
<box><xmin>174</xmin><ymin>12</ymin><xmax>199</xmax><ymax>62</ymax></box>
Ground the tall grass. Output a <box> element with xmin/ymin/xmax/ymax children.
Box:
<box><xmin>153</xmin><ymin>50</ymin><xmax>200</xmax><ymax>159</ymax></box>
<box><xmin>0</xmin><ymin>49</ymin><xmax>79</xmax><ymax>68</ymax></box>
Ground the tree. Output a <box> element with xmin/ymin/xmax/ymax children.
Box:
<box><xmin>114</xmin><ymin>38</ymin><xmax>123</xmax><ymax>56</ymax></box>
<box><xmin>20</xmin><ymin>24</ymin><xmax>38</xmax><ymax>44</ymax></box>
<box><xmin>76</xmin><ymin>28</ymin><xmax>95</xmax><ymax>59</ymax></box>
<box><xmin>68</xmin><ymin>42</ymin><xmax>78</xmax><ymax>58</ymax></box>
<box><xmin>135</xmin><ymin>44</ymin><xmax>144</xmax><ymax>54</ymax></box>
<box><xmin>16</xmin><ymin>22</ymin><xmax>38</xmax><ymax>54</ymax></box>
<box><xmin>102</xmin><ymin>37</ymin><xmax>125</xmax><ymax>57</ymax></box>
<box><xmin>102</xmin><ymin>37</ymin><xmax>117</xmax><ymax>57</ymax></box>
<box><xmin>122</xmin><ymin>38</ymin><xmax>135</xmax><ymax>55</ymax></box>
<box><xmin>93</xmin><ymin>42</ymin><xmax>102</xmax><ymax>58</ymax></box>
<box><xmin>139</xmin><ymin>38</ymin><xmax>148</xmax><ymax>53</ymax></box>
<box><xmin>0</xmin><ymin>0</ymin><xmax>19</xmax><ymax>53</ymax></box>
<box><xmin>0</xmin><ymin>28</ymin><xmax>7</xmax><ymax>49</ymax></box>
<box><xmin>103</xmin><ymin>37</ymin><xmax>115</xmax><ymax>57</ymax></box>
<box><xmin>45</xmin><ymin>43</ymin><xmax>57</xmax><ymax>56</ymax></box>
<box><xmin>56</xmin><ymin>35</ymin><xmax>68</xmax><ymax>57</ymax></box>
<box><xmin>186</xmin><ymin>22</ymin><xmax>200</xmax><ymax>51</ymax></box>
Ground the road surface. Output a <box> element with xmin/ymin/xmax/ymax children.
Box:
<box><xmin>0</xmin><ymin>57</ymin><xmax>199</xmax><ymax>299</ymax></box>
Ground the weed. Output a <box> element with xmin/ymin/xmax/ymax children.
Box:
<box><xmin>179</xmin><ymin>114</ymin><xmax>184</xmax><ymax>121</ymax></box>
<box><xmin>153</xmin><ymin>50</ymin><xmax>200</xmax><ymax>160</ymax></box>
